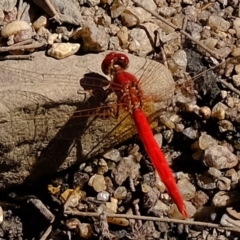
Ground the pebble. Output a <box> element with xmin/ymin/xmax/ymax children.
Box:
<box><xmin>158</xmin><ymin>7</ymin><xmax>176</xmax><ymax>17</ymax></box>
<box><xmin>97</xmin><ymin>191</ymin><xmax>110</xmax><ymax>202</ymax></box>
<box><xmin>47</xmin><ymin>43</ymin><xmax>80</xmax><ymax>59</ymax></box>
<box><xmin>79</xmin><ymin>22</ymin><xmax>109</xmax><ymax>52</ymax></box>
<box><xmin>138</xmin><ymin>0</ymin><xmax>157</xmax><ymax>12</ymax></box>
<box><xmin>212</xmin><ymin>191</ymin><xmax>240</xmax><ymax>207</ymax></box>
<box><xmin>177</xmin><ymin>178</ymin><xmax>196</xmax><ymax>201</ymax></box>
<box><xmin>235</xmin><ymin>64</ymin><xmax>240</xmax><ymax>74</ymax></box>
<box><xmin>0</xmin><ymin>206</ymin><xmax>3</xmax><ymax>225</ymax></box>
<box><xmin>208</xmin><ymin>167</ymin><xmax>222</xmax><ymax>178</ymax></box>
<box><xmin>13</xmin><ymin>29</ymin><xmax>32</xmax><ymax>43</ymax></box>
<box><xmin>79</xmin><ymin>223</ymin><xmax>93</xmax><ymax>239</ymax></box>
<box><xmin>103</xmin><ymin>149</ymin><xmax>121</xmax><ymax>162</ymax></box>
<box><xmin>111</xmin><ymin>0</ymin><xmax>128</xmax><ymax>18</ymax></box>
<box><xmin>141</xmin><ymin>183</ymin><xmax>152</xmax><ymax>193</ymax></box>
<box><xmin>128</xmin><ymin>28</ymin><xmax>152</xmax><ymax>57</ymax></box>
<box><xmin>33</xmin><ymin>15</ymin><xmax>48</xmax><ymax>30</ymax></box>
<box><xmin>231</xmin><ymin>47</ymin><xmax>240</xmax><ymax>57</ymax></box>
<box><xmin>196</xmin><ymin>174</ymin><xmax>217</xmax><ymax>190</ymax></box>
<box><xmin>88</xmin><ymin>174</ymin><xmax>106</xmax><ymax>192</ymax></box>
<box><xmin>232</xmin><ymin>74</ymin><xmax>240</xmax><ymax>87</ymax></box>
<box><xmin>112</xmin><ymin>155</ymin><xmax>140</xmax><ymax>185</ymax></box>
<box><xmin>97</xmin><ymin>159</ymin><xmax>108</xmax><ymax>174</ymax></box>
<box><xmin>201</xmin><ymin>37</ymin><xmax>218</xmax><ymax>50</ymax></box>
<box><xmin>192</xmin><ymin>190</ymin><xmax>209</xmax><ymax>208</ymax></box>
<box><xmin>204</xmin><ymin>145</ymin><xmax>238</xmax><ymax>170</ymax></box>
<box><xmin>212</xmin><ymin>102</ymin><xmax>228</xmax><ymax>120</ymax></box>
<box><xmin>220</xmin><ymin>213</ymin><xmax>240</xmax><ymax>228</ymax></box>
<box><xmin>171</xmin><ymin>50</ymin><xmax>188</xmax><ymax>72</ymax></box>
<box><xmin>218</xmin><ymin>120</ymin><xmax>234</xmax><ymax>133</ymax></box>
<box><xmin>1</xmin><ymin>20</ymin><xmax>32</xmax><ymax>38</ymax></box>
<box><xmin>114</xmin><ymin>186</ymin><xmax>127</xmax><ymax>199</ymax></box>
<box><xmin>233</xmin><ymin>18</ymin><xmax>240</xmax><ymax>39</ymax></box>
<box><xmin>117</xmin><ymin>26</ymin><xmax>128</xmax><ymax>46</ymax></box>
<box><xmin>106</xmin><ymin>197</ymin><xmax>118</xmax><ymax>213</ymax></box>
<box><xmin>216</xmin><ymin>177</ymin><xmax>231</xmax><ymax>191</ymax></box>
<box><xmin>208</xmin><ymin>15</ymin><xmax>230</xmax><ymax>32</ymax></box>
<box><xmin>199</xmin><ymin>106</ymin><xmax>211</xmax><ymax>119</ymax></box>
<box><xmin>149</xmin><ymin>200</ymin><xmax>170</xmax><ymax>217</ymax></box>
<box><xmin>182</xmin><ymin>127</ymin><xmax>199</xmax><ymax>140</ymax></box>
<box><xmin>121</xmin><ymin>10</ymin><xmax>138</xmax><ymax>27</ymax></box>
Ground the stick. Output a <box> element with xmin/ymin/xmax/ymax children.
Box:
<box><xmin>65</xmin><ymin>210</ymin><xmax>240</xmax><ymax>233</ymax></box>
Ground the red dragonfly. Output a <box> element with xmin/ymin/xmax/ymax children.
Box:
<box><xmin>0</xmin><ymin>51</ymin><xmax>187</xmax><ymax>217</ymax></box>
<box><xmin>101</xmin><ymin>52</ymin><xmax>188</xmax><ymax>218</ymax></box>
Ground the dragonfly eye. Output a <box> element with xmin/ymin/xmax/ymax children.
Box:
<box><xmin>102</xmin><ymin>52</ymin><xmax>130</xmax><ymax>75</ymax></box>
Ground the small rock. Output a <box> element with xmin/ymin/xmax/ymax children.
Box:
<box><xmin>199</xmin><ymin>106</ymin><xmax>211</xmax><ymax>119</ymax></box>
<box><xmin>196</xmin><ymin>174</ymin><xmax>217</xmax><ymax>190</ymax></box>
<box><xmin>149</xmin><ymin>200</ymin><xmax>169</xmax><ymax>217</ymax></box>
<box><xmin>111</xmin><ymin>0</ymin><xmax>128</xmax><ymax>18</ymax></box>
<box><xmin>1</xmin><ymin>20</ymin><xmax>32</xmax><ymax>38</ymax></box>
<box><xmin>112</xmin><ymin>155</ymin><xmax>140</xmax><ymax>185</ymax></box>
<box><xmin>79</xmin><ymin>223</ymin><xmax>93</xmax><ymax>239</ymax></box>
<box><xmin>235</xmin><ymin>64</ymin><xmax>240</xmax><ymax>74</ymax></box>
<box><xmin>121</xmin><ymin>10</ymin><xmax>138</xmax><ymax>27</ymax></box>
<box><xmin>117</xmin><ymin>26</ymin><xmax>128</xmax><ymax>46</ymax></box>
<box><xmin>0</xmin><ymin>206</ymin><xmax>3</xmax><ymax>224</ymax></box>
<box><xmin>33</xmin><ymin>15</ymin><xmax>48</xmax><ymax>30</ymax></box>
<box><xmin>89</xmin><ymin>174</ymin><xmax>106</xmax><ymax>192</ymax></box>
<box><xmin>143</xmin><ymin>187</ymin><xmax>160</xmax><ymax>209</ymax></box>
<box><xmin>193</xmin><ymin>132</ymin><xmax>218</xmax><ymax>150</ymax></box>
<box><xmin>177</xmin><ymin>178</ymin><xmax>196</xmax><ymax>201</ymax></box>
<box><xmin>13</xmin><ymin>29</ymin><xmax>32</xmax><ymax>43</ymax></box>
<box><xmin>201</xmin><ymin>37</ymin><xmax>218</xmax><ymax>50</ymax></box>
<box><xmin>217</xmin><ymin>177</ymin><xmax>231</xmax><ymax>191</ymax></box>
<box><xmin>159</xmin><ymin>7</ymin><xmax>177</xmax><ymax>17</ymax></box>
<box><xmin>232</xmin><ymin>74</ymin><xmax>240</xmax><ymax>87</ymax></box>
<box><xmin>233</xmin><ymin>18</ymin><xmax>240</xmax><ymax>39</ymax></box>
<box><xmin>218</xmin><ymin>120</ymin><xmax>234</xmax><ymax>133</ymax></box>
<box><xmin>220</xmin><ymin>213</ymin><xmax>240</xmax><ymax>228</ymax></box>
<box><xmin>103</xmin><ymin>149</ymin><xmax>121</xmax><ymax>162</ymax></box>
<box><xmin>97</xmin><ymin>191</ymin><xmax>110</xmax><ymax>202</ymax></box>
<box><xmin>171</xmin><ymin>50</ymin><xmax>188</xmax><ymax>72</ymax></box>
<box><xmin>208</xmin><ymin>15</ymin><xmax>230</xmax><ymax>32</ymax></box>
<box><xmin>73</xmin><ymin>172</ymin><xmax>89</xmax><ymax>189</ymax></box>
<box><xmin>212</xmin><ymin>102</ymin><xmax>228</xmax><ymax>120</ymax></box>
<box><xmin>78</xmin><ymin>22</ymin><xmax>109</xmax><ymax>52</ymax></box>
<box><xmin>182</xmin><ymin>127</ymin><xmax>199</xmax><ymax>140</ymax></box>
<box><xmin>47</xmin><ymin>43</ymin><xmax>80</xmax><ymax>59</ymax></box>
<box><xmin>231</xmin><ymin>47</ymin><xmax>240</xmax><ymax>57</ymax></box>
<box><xmin>106</xmin><ymin>197</ymin><xmax>118</xmax><ymax>213</ymax></box>
<box><xmin>208</xmin><ymin>167</ymin><xmax>222</xmax><ymax>178</ymax></box>
<box><xmin>138</xmin><ymin>0</ymin><xmax>157</xmax><ymax>12</ymax></box>
<box><xmin>114</xmin><ymin>186</ymin><xmax>127</xmax><ymax>200</ymax></box>
<box><xmin>204</xmin><ymin>145</ymin><xmax>239</xmax><ymax>170</ymax></box>
<box><xmin>141</xmin><ymin>183</ymin><xmax>152</xmax><ymax>193</ymax></box>
<box><xmin>121</xmin><ymin>7</ymin><xmax>151</xmax><ymax>27</ymax></box>
<box><xmin>184</xmin><ymin>6</ymin><xmax>198</xmax><ymax>22</ymax></box>
<box><xmin>192</xmin><ymin>190</ymin><xmax>209</xmax><ymax>208</ymax></box>
<box><xmin>226</xmin><ymin>97</ymin><xmax>235</xmax><ymax>108</ymax></box>
<box><xmin>212</xmin><ymin>191</ymin><xmax>240</xmax><ymax>207</ymax></box>
<box><xmin>97</xmin><ymin>159</ymin><xmax>108</xmax><ymax>175</ymax></box>
<box><xmin>128</xmin><ymin>28</ymin><xmax>152</xmax><ymax>57</ymax></box>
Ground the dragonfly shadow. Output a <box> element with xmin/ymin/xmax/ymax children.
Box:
<box><xmin>25</xmin><ymin>72</ymin><xmax>111</xmax><ymax>183</ymax></box>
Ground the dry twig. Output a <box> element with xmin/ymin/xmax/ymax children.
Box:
<box><xmin>65</xmin><ymin>210</ymin><xmax>240</xmax><ymax>233</ymax></box>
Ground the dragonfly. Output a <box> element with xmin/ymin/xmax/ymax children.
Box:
<box><xmin>101</xmin><ymin>52</ymin><xmax>188</xmax><ymax>218</ymax></box>
<box><xmin>0</xmin><ymin>52</ymin><xmax>183</xmax><ymax>215</ymax></box>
